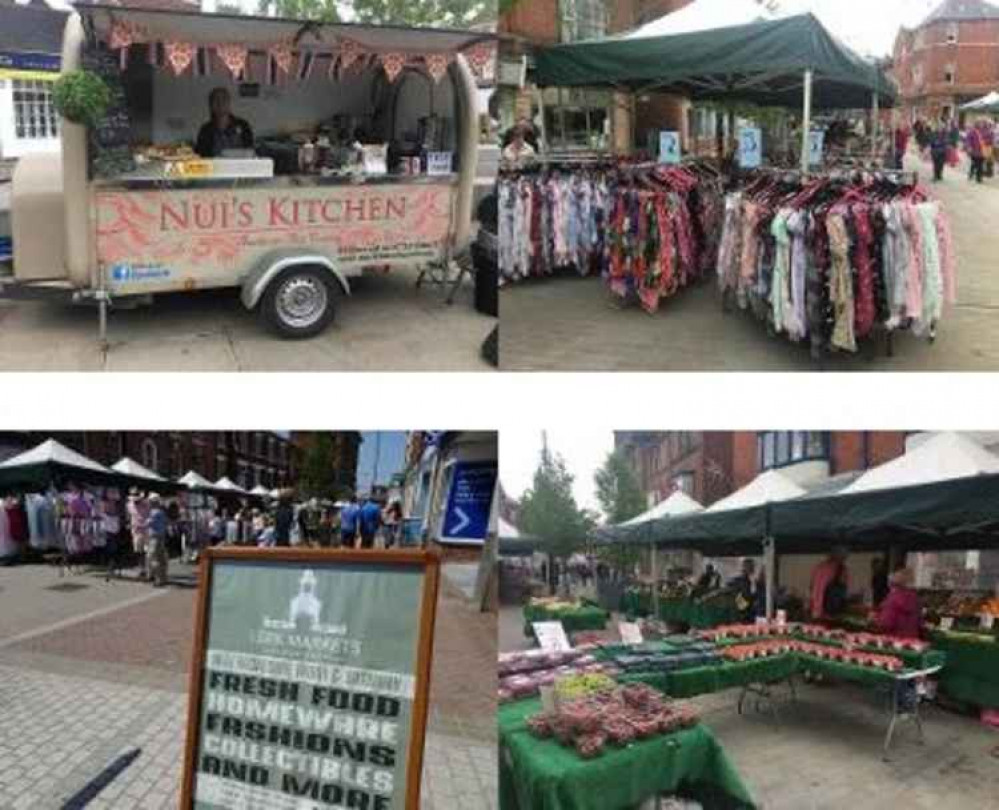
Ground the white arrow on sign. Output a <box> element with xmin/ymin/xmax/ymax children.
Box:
<box><xmin>450</xmin><ymin>507</ymin><xmax>471</xmax><ymax>535</ymax></box>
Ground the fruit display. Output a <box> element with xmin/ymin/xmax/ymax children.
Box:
<box><xmin>526</xmin><ymin>684</ymin><xmax>700</xmax><ymax>759</ymax></box>
<box><xmin>529</xmin><ymin>597</ymin><xmax>585</xmax><ymax>612</ymax></box>
<box><xmin>554</xmin><ymin>673</ymin><xmax>617</xmax><ymax>701</ymax></box>
<box><xmin>571</xmin><ymin>631</ymin><xmax>607</xmax><ymax>647</ymax></box>
<box><xmin>499</xmin><ymin>659</ymin><xmax>620</xmax><ymax>704</ymax></box>
<box><xmin>699</xmin><ymin>623</ymin><xmax>795</xmax><ymax>642</ymax></box>
<box><xmin>720</xmin><ymin>640</ymin><xmax>905</xmax><ymax>672</ymax></box>
<box><xmin>499</xmin><ymin>649</ymin><xmax>586</xmax><ymax>677</ymax></box>
<box><xmin>609</xmin><ymin>641</ymin><xmax>722</xmax><ymax>673</ymax></box>
<box><xmin>847</xmin><ymin>632</ymin><xmax>929</xmax><ymax>654</ymax></box>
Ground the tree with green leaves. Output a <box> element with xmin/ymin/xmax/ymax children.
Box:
<box><xmin>593</xmin><ymin>450</ymin><xmax>646</xmax><ymax>578</ymax></box>
<box><xmin>519</xmin><ymin>442</ymin><xmax>590</xmax><ymax>595</ymax></box>
<box><xmin>298</xmin><ymin>433</ymin><xmax>338</xmax><ymax>500</ymax></box>
<box><xmin>263</xmin><ymin>0</ymin><xmax>494</xmax><ymax>26</ymax></box>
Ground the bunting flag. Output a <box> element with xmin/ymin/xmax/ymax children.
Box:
<box><xmin>216</xmin><ymin>43</ymin><xmax>249</xmax><ymax>80</ymax></box>
<box><xmin>164</xmin><ymin>40</ymin><xmax>197</xmax><ymax>76</ymax></box>
<box><xmin>339</xmin><ymin>38</ymin><xmax>363</xmax><ymax>73</ymax></box>
<box><xmin>424</xmin><ymin>52</ymin><xmax>452</xmax><ymax>84</ymax></box>
<box><xmin>462</xmin><ymin>41</ymin><xmax>495</xmax><ymax>80</ymax></box>
<box><xmin>380</xmin><ymin>52</ymin><xmax>406</xmax><ymax>83</ymax></box>
<box><xmin>296</xmin><ymin>50</ymin><xmax>316</xmax><ymax>83</ymax></box>
<box><xmin>108</xmin><ymin>20</ymin><xmax>147</xmax><ymax>69</ymax></box>
<box><xmin>270</xmin><ymin>41</ymin><xmax>294</xmax><ymax>75</ymax></box>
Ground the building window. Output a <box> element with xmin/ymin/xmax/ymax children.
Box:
<box><xmin>238</xmin><ymin>461</ymin><xmax>250</xmax><ymax>489</ymax></box>
<box><xmin>944</xmin><ymin>67</ymin><xmax>955</xmax><ymax>85</ymax></box>
<box><xmin>171</xmin><ymin>439</ymin><xmax>182</xmax><ymax>478</ymax></box>
<box><xmin>12</xmin><ymin>80</ymin><xmax>59</xmax><ymax>141</ymax></box>
<box><xmin>541</xmin><ymin>86</ymin><xmax>610</xmax><ymax>150</ymax></box>
<box><xmin>947</xmin><ymin>23</ymin><xmax>959</xmax><ymax>44</ymax></box>
<box><xmin>141</xmin><ymin>439</ymin><xmax>158</xmax><ymax>473</ymax></box>
<box><xmin>757</xmin><ymin>432</ymin><xmax>829</xmax><ymax>471</ymax></box>
<box><xmin>254</xmin><ymin>433</ymin><xmax>264</xmax><ymax>458</ymax></box>
<box><xmin>673</xmin><ymin>472</ymin><xmax>694</xmax><ymax>495</ymax></box>
<box><xmin>559</xmin><ymin>0</ymin><xmax>607</xmax><ymax>43</ymax></box>
<box><xmin>216</xmin><ymin>453</ymin><xmax>227</xmax><ymax>477</ymax></box>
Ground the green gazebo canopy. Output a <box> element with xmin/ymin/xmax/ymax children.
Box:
<box><xmin>534</xmin><ymin>14</ymin><xmax>896</xmax><ymax>110</ymax></box>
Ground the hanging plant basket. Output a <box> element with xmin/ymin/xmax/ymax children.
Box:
<box><xmin>52</xmin><ymin>69</ymin><xmax>113</xmax><ymax>128</ymax></box>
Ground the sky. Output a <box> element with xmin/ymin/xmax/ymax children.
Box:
<box><xmin>500</xmin><ymin>430</ymin><xmax>615</xmax><ymax>518</ymax></box>
<box><xmin>355</xmin><ymin>431</ymin><xmax>407</xmax><ymax>493</ymax></box>
<box><xmin>776</xmin><ymin>0</ymin><xmax>942</xmax><ymax>56</ymax></box>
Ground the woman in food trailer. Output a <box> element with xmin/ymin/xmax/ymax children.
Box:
<box><xmin>4</xmin><ymin>4</ymin><xmax>494</xmax><ymax>340</ymax></box>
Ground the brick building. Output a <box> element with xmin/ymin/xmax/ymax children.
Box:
<box><xmin>615</xmin><ymin>431</ymin><xmax>910</xmax><ymax>508</ymax></box>
<box><xmin>497</xmin><ymin>0</ymin><xmax>695</xmax><ymax>150</ymax></box>
<box><xmin>892</xmin><ymin>0</ymin><xmax>999</xmax><ymax>123</ymax></box>
<box><xmin>0</xmin><ymin>431</ymin><xmax>359</xmax><ymax>494</ymax></box>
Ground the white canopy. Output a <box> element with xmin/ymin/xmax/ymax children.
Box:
<box><xmin>178</xmin><ymin>470</ymin><xmax>216</xmax><ymax>489</ymax></box>
<box><xmin>0</xmin><ymin>439</ymin><xmax>113</xmax><ymax>475</ymax></box>
<box><xmin>250</xmin><ymin>484</ymin><xmax>271</xmax><ymax>496</ymax></box>
<box><xmin>112</xmin><ymin>457</ymin><xmax>165</xmax><ymax>482</ymax></box>
<box><xmin>215</xmin><ymin>476</ymin><xmax>247</xmax><ymax>493</ymax></box>
<box><xmin>961</xmin><ymin>91</ymin><xmax>999</xmax><ymax>112</ymax></box>
<box><xmin>623</xmin><ymin>0</ymin><xmax>775</xmax><ymax>39</ymax></box>
<box><xmin>499</xmin><ymin>516</ymin><xmax>521</xmax><ymax>539</ymax></box>
<box><xmin>707</xmin><ymin>470</ymin><xmax>806</xmax><ymax>513</ymax></box>
<box><xmin>840</xmin><ymin>432</ymin><xmax>999</xmax><ymax>496</ymax></box>
<box><xmin>622</xmin><ymin>491</ymin><xmax>704</xmax><ymax>526</ymax></box>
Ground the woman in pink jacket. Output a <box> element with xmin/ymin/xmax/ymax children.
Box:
<box><xmin>877</xmin><ymin>568</ymin><xmax>922</xmax><ymax>639</ymax></box>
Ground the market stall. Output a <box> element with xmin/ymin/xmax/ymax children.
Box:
<box><xmin>523</xmin><ymin>597</ymin><xmax>610</xmax><ymax>637</ymax></box>
<box><xmin>4</xmin><ymin>5</ymin><xmax>495</xmax><ymax>339</ymax></box>
<box><xmin>499</xmin><ymin>694</ymin><xmax>756</xmax><ymax>810</ymax></box>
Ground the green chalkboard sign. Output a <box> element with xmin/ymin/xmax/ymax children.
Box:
<box><xmin>80</xmin><ymin>44</ymin><xmax>135</xmax><ymax>178</ymax></box>
<box><xmin>181</xmin><ymin>548</ymin><xmax>441</xmax><ymax>810</ymax></box>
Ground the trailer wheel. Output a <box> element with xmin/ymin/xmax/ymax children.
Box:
<box><xmin>260</xmin><ymin>266</ymin><xmax>336</xmax><ymax>339</ymax></box>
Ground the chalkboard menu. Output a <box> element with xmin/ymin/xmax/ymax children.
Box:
<box><xmin>80</xmin><ymin>45</ymin><xmax>135</xmax><ymax>178</ymax></box>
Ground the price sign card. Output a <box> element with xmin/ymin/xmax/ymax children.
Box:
<box><xmin>619</xmin><ymin>622</ymin><xmax>644</xmax><ymax>646</ymax></box>
<box><xmin>533</xmin><ymin>621</ymin><xmax>571</xmax><ymax>652</ymax></box>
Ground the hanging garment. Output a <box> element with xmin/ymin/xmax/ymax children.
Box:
<box><xmin>826</xmin><ymin>211</ymin><xmax>857</xmax><ymax>353</ymax></box>
<box><xmin>0</xmin><ymin>501</ymin><xmax>16</xmax><ymax>559</ymax></box>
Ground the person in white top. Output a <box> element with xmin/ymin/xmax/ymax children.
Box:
<box><xmin>502</xmin><ymin>125</ymin><xmax>537</xmax><ymax>165</ymax></box>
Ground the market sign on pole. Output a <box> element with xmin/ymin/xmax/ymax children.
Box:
<box><xmin>738</xmin><ymin>127</ymin><xmax>763</xmax><ymax>169</ymax></box>
<box><xmin>441</xmin><ymin>461</ymin><xmax>497</xmax><ymax>544</ymax></box>
<box><xmin>658</xmin><ymin>131</ymin><xmax>681</xmax><ymax>164</ymax></box>
<box><xmin>181</xmin><ymin>548</ymin><xmax>441</xmax><ymax>810</ymax></box>
<box><xmin>808</xmin><ymin>130</ymin><xmax>825</xmax><ymax>166</ymax></box>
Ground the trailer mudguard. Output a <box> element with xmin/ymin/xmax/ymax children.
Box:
<box><xmin>240</xmin><ymin>250</ymin><xmax>350</xmax><ymax>311</ymax></box>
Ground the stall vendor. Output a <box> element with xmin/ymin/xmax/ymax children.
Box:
<box><xmin>876</xmin><ymin>568</ymin><xmax>922</xmax><ymax>639</ymax></box>
<box><xmin>195</xmin><ymin>87</ymin><xmax>255</xmax><ymax>158</ymax></box>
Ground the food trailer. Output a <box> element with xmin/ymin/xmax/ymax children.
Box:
<box><xmin>0</xmin><ymin>5</ymin><xmax>494</xmax><ymax>338</ymax></box>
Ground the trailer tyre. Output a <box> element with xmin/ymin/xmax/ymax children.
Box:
<box><xmin>260</xmin><ymin>265</ymin><xmax>337</xmax><ymax>339</ymax></box>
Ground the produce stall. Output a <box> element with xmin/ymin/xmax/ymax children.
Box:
<box><xmin>928</xmin><ymin>630</ymin><xmax>999</xmax><ymax>710</ymax></box>
<box><xmin>499</xmin><ymin>693</ymin><xmax>756</xmax><ymax>810</ymax></box>
<box><xmin>622</xmin><ymin>587</ymin><xmax>741</xmax><ymax>629</ymax></box>
<box><xmin>523</xmin><ymin>597</ymin><xmax>610</xmax><ymax>637</ymax></box>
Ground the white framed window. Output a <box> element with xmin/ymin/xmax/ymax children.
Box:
<box><xmin>559</xmin><ymin>0</ymin><xmax>607</xmax><ymax>43</ymax></box>
<box><xmin>12</xmin><ymin>79</ymin><xmax>59</xmax><ymax>141</ymax></box>
<box><xmin>945</xmin><ymin>66</ymin><xmax>956</xmax><ymax>85</ymax></box>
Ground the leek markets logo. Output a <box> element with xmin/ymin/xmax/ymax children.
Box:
<box><xmin>262</xmin><ymin>569</ymin><xmax>350</xmax><ymax>638</ymax></box>
<box><xmin>111</xmin><ymin>263</ymin><xmax>172</xmax><ymax>283</ymax></box>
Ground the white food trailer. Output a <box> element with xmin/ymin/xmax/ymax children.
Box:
<box><xmin>0</xmin><ymin>5</ymin><xmax>493</xmax><ymax>339</ymax></box>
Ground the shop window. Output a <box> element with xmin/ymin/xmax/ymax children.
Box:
<box><xmin>673</xmin><ymin>472</ymin><xmax>694</xmax><ymax>495</ymax></box>
<box><xmin>758</xmin><ymin>431</ymin><xmax>829</xmax><ymax>471</ymax></box>
<box><xmin>559</xmin><ymin>0</ymin><xmax>607</xmax><ymax>43</ymax></box>
<box><xmin>12</xmin><ymin>80</ymin><xmax>59</xmax><ymax>141</ymax></box>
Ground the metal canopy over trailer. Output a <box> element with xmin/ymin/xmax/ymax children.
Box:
<box><xmin>2</xmin><ymin>5</ymin><xmax>494</xmax><ymax>341</ymax></box>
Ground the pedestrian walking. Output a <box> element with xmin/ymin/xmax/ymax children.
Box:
<box><xmin>127</xmin><ymin>489</ymin><xmax>151</xmax><ymax>580</ymax></box>
<box><xmin>965</xmin><ymin>124</ymin><xmax>985</xmax><ymax>183</ymax></box>
<box><xmin>929</xmin><ymin>118</ymin><xmax>950</xmax><ymax>182</ymax></box>
<box><xmin>340</xmin><ymin>495</ymin><xmax>360</xmax><ymax>548</ymax></box>
<box><xmin>146</xmin><ymin>494</ymin><xmax>169</xmax><ymax>587</ymax></box>
<box><xmin>274</xmin><ymin>491</ymin><xmax>294</xmax><ymax>547</ymax></box>
<box><xmin>359</xmin><ymin>495</ymin><xmax>381</xmax><ymax>549</ymax></box>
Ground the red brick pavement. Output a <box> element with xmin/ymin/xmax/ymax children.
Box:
<box><xmin>9</xmin><ymin>577</ymin><xmax>498</xmax><ymax>740</ymax></box>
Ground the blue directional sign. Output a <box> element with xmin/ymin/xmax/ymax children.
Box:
<box><xmin>441</xmin><ymin>461</ymin><xmax>497</xmax><ymax>544</ymax></box>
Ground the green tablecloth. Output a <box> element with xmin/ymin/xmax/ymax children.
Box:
<box><xmin>620</xmin><ymin>594</ymin><xmax>740</xmax><ymax>629</ymax></box>
<box><xmin>524</xmin><ymin>603</ymin><xmax>610</xmax><ymax>637</ymax></box>
<box><xmin>929</xmin><ymin>631</ymin><xmax>999</xmax><ymax>709</ymax></box>
<box><xmin>499</xmin><ymin>699</ymin><xmax>757</xmax><ymax>810</ymax></box>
